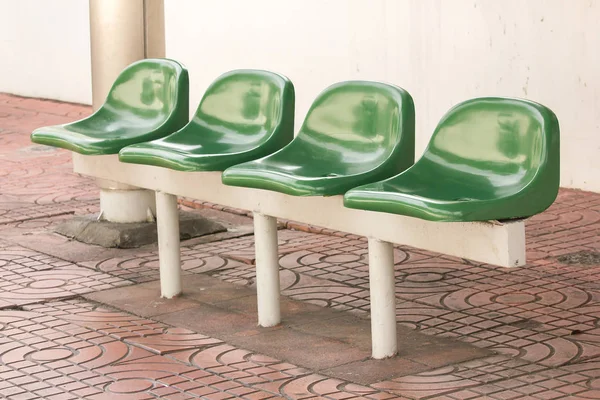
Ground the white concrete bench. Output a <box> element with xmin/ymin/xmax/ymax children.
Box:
<box><xmin>73</xmin><ymin>152</ymin><xmax>526</xmax><ymax>358</ymax></box>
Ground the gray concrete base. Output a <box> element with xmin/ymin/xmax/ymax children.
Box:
<box><xmin>55</xmin><ymin>211</ymin><xmax>227</xmax><ymax>248</ymax></box>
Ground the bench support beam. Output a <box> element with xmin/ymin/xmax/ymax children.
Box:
<box><xmin>254</xmin><ymin>213</ymin><xmax>281</xmax><ymax>327</ymax></box>
<box><xmin>368</xmin><ymin>238</ymin><xmax>398</xmax><ymax>359</ymax></box>
<box><xmin>156</xmin><ymin>191</ymin><xmax>182</xmax><ymax>298</ymax></box>
<box><xmin>73</xmin><ymin>154</ymin><xmax>526</xmax><ymax>268</ymax></box>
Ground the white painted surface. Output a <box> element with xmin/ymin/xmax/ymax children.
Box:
<box><xmin>0</xmin><ymin>0</ymin><xmax>92</xmax><ymax>104</ymax></box>
<box><xmin>89</xmin><ymin>0</ymin><xmax>145</xmax><ymax>109</ymax></box>
<box><xmin>368</xmin><ymin>238</ymin><xmax>397</xmax><ymax>359</ymax></box>
<box><xmin>73</xmin><ymin>154</ymin><xmax>527</xmax><ymax>268</ymax></box>
<box><xmin>156</xmin><ymin>191</ymin><xmax>182</xmax><ymax>298</ymax></box>
<box><xmin>164</xmin><ymin>0</ymin><xmax>600</xmax><ymax>192</ymax></box>
<box><xmin>99</xmin><ymin>188</ymin><xmax>156</xmax><ymax>223</ymax></box>
<box><xmin>253</xmin><ymin>213</ymin><xmax>281</xmax><ymax>327</ymax></box>
<box><xmin>2</xmin><ymin>1</ymin><xmax>596</xmax><ymax>189</ymax></box>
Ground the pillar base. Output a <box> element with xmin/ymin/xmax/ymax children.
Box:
<box><xmin>99</xmin><ymin>188</ymin><xmax>156</xmax><ymax>223</ymax></box>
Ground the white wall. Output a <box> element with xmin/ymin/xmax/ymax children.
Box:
<box><xmin>0</xmin><ymin>0</ymin><xmax>92</xmax><ymax>104</ymax></box>
<box><xmin>0</xmin><ymin>0</ymin><xmax>596</xmax><ymax>191</ymax></box>
<box><xmin>165</xmin><ymin>0</ymin><xmax>600</xmax><ymax>192</ymax></box>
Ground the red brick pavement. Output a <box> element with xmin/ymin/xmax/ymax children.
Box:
<box><xmin>2</xmin><ymin>92</ymin><xmax>600</xmax><ymax>399</ymax></box>
<box><xmin>0</xmin><ymin>94</ymin><xmax>97</xmax><ymax>225</ymax></box>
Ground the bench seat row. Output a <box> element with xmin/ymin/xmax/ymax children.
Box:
<box><xmin>31</xmin><ymin>58</ymin><xmax>560</xmax><ymax>358</ymax></box>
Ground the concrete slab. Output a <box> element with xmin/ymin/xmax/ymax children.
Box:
<box><xmin>54</xmin><ymin>210</ymin><xmax>227</xmax><ymax>248</ymax></box>
<box><xmin>85</xmin><ymin>274</ymin><xmax>492</xmax><ymax>384</ymax></box>
<box><xmin>0</xmin><ymin>208</ymin><xmax>255</xmax><ymax>264</ymax></box>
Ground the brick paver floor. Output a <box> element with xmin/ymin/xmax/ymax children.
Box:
<box><xmin>1</xmin><ymin>92</ymin><xmax>600</xmax><ymax>399</ymax></box>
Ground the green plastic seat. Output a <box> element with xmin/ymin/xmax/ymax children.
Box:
<box><xmin>31</xmin><ymin>59</ymin><xmax>189</xmax><ymax>155</ymax></box>
<box><xmin>118</xmin><ymin>70</ymin><xmax>294</xmax><ymax>171</ymax></box>
<box><xmin>221</xmin><ymin>81</ymin><xmax>415</xmax><ymax>196</ymax></box>
<box><xmin>344</xmin><ymin>97</ymin><xmax>560</xmax><ymax>222</ymax></box>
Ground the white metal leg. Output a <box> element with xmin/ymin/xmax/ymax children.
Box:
<box><xmin>253</xmin><ymin>213</ymin><xmax>281</xmax><ymax>327</ymax></box>
<box><xmin>368</xmin><ymin>238</ymin><xmax>397</xmax><ymax>359</ymax></box>
<box><xmin>156</xmin><ymin>191</ymin><xmax>181</xmax><ymax>298</ymax></box>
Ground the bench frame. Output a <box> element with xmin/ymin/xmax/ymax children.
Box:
<box><xmin>73</xmin><ymin>153</ymin><xmax>526</xmax><ymax>358</ymax></box>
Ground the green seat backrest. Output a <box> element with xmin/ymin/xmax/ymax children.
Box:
<box><xmin>70</xmin><ymin>58</ymin><xmax>189</xmax><ymax>139</ymax></box>
<box><xmin>183</xmin><ymin>70</ymin><xmax>294</xmax><ymax>153</ymax></box>
<box><xmin>419</xmin><ymin>97</ymin><xmax>560</xmax><ymax>202</ymax></box>
<box><xmin>286</xmin><ymin>81</ymin><xmax>414</xmax><ymax>175</ymax></box>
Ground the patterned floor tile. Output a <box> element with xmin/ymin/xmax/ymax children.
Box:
<box><xmin>67</xmin><ymin>217</ymin><xmax>600</xmax><ymax>370</ymax></box>
<box><xmin>79</xmin><ymin>251</ymin><xmax>249</xmax><ymax>284</ymax></box>
<box><xmin>124</xmin><ymin>328</ymin><xmax>222</xmax><ymax>355</ymax></box>
<box><xmin>0</xmin><ymin>299</ymin><xmax>398</xmax><ymax>399</ymax></box>
<box><xmin>4</xmin><ymin>93</ymin><xmax>600</xmax><ymax>398</ymax></box>
<box><xmin>0</xmin><ymin>243</ymin><xmax>131</xmax><ymax>307</ymax></box>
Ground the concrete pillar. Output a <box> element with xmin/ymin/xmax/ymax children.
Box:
<box><xmin>88</xmin><ymin>0</ymin><xmax>165</xmax><ymax>223</ymax></box>
<box><xmin>89</xmin><ymin>0</ymin><xmax>165</xmax><ymax>110</ymax></box>
<box><xmin>143</xmin><ymin>0</ymin><xmax>166</xmax><ymax>59</ymax></box>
